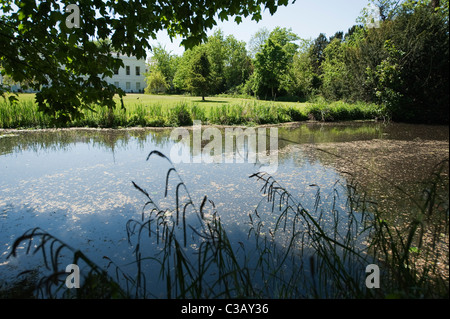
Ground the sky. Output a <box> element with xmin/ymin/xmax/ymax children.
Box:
<box><xmin>149</xmin><ymin>0</ymin><xmax>371</xmax><ymax>57</ymax></box>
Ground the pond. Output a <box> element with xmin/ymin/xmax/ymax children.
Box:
<box><xmin>0</xmin><ymin>121</ymin><xmax>448</xmax><ymax>297</ymax></box>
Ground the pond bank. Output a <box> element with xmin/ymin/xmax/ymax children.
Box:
<box><xmin>0</xmin><ymin>96</ymin><xmax>385</xmax><ymax>129</ymax></box>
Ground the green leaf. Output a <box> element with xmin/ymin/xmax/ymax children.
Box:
<box><xmin>18</xmin><ymin>11</ymin><xmax>26</xmax><ymax>20</ymax></box>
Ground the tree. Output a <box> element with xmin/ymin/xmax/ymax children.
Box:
<box><xmin>329</xmin><ymin>31</ymin><xmax>344</xmax><ymax>42</ymax></box>
<box><xmin>357</xmin><ymin>0</ymin><xmax>402</xmax><ymax>26</ymax></box>
<box><xmin>267</xmin><ymin>27</ymin><xmax>300</xmax><ymax>96</ymax></box>
<box><xmin>282</xmin><ymin>39</ymin><xmax>318</xmax><ymax>99</ymax></box>
<box><xmin>309</xmin><ymin>33</ymin><xmax>330</xmax><ymax>75</ymax></box>
<box><xmin>186</xmin><ymin>50</ymin><xmax>211</xmax><ymax>101</ymax></box>
<box><xmin>268</xmin><ymin>27</ymin><xmax>299</xmax><ymax>60</ymax></box>
<box><xmin>204</xmin><ymin>30</ymin><xmax>254</xmax><ymax>94</ymax></box>
<box><xmin>252</xmin><ymin>39</ymin><xmax>289</xmax><ymax>99</ymax></box>
<box><xmin>248</xmin><ymin>27</ymin><xmax>300</xmax><ymax>99</ymax></box>
<box><xmin>173</xmin><ymin>49</ymin><xmax>196</xmax><ymax>93</ymax></box>
<box><xmin>173</xmin><ymin>29</ymin><xmax>253</xmax><ymax>96</ymax></box>
<box><xmin>342</xmin><ymin>0</ymin><xmax>449</xmax><ymax>123</ymax></box>
<box><xmin>382</xmin><ymin>2</ymin><xmax>449</xmax><ymax>123</ymax></box>
<box><xmin>0</xmin><ymin>0</ymin><xmax>292</xmax><ymax>123</ymax></box>
<box><xmin>205</xmin><ymin>30</ymin><xmax>227</xmax><ymax>94</ymax></box>
<box><xmin>321</xmin><ymin>38</ymin><xmax>348</xmax><ymax>100</ymax></box>
<box><xmin>148</xmin><ymin>44</ymin><xmax>179</xmax><ymax>92</ymax></box>
<box><xmin>248</xmin><ymin>27</ymin><xmax>270</xmax><ymax>58</ymax></box>
<box><xmin>144</xmin><ymin>70</ymin><xmax>169</xmax><ymax>94</ymax></box>
<box><xmin>223</xmin><ymin>35</ymin><xmax>253</xmax><ymax>93</ymax></box>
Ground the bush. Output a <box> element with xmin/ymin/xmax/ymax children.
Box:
<box><xmin>168</xmin><ymin>102</ymin><xmax>193</xmax><ymax>126</ymax></box>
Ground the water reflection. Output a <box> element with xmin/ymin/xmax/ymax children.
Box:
<box><xmin>0</xmin><ymin>122</ymin><xmax>448</xmax><ymax>293</ymax></box>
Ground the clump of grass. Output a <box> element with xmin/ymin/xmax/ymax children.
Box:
<box><xmin>167</xmin><ymin>102</ymin><xmax>193</xmax><ymax>126</ymax></box>
<box><xmin>190</xmin><ymin>103</ymin><xmax>207</xmax><ymax>122</ymax></box>
<box><xmin>0</xmin><ymin>271</ymin><xmax>37</xmax><ymax>299</ymax></box>
<box><xmin>0</xmin><ymin>99</ymin><xmax>51</xmax><ymax>128</ymax></box>
<box><xmin>205</xmin><ymin>102</ymin><xmax>308</xmax><ymax>126</ymax></box>
<box><xmin>305</xmin><ymin>97</ymin><xmax>387</xmax><ymax>122</ymax></box>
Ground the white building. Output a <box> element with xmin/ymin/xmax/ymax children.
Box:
<box><xmin>0</xmin><ymin>54</ymin><xmax>148</xmax><ymax>93</ymax></box>
<box><xmin>108</xmin><ymin>53</ymin><xmax>148</xmax><ymax>93</ymax></box>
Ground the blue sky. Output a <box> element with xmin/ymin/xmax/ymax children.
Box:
<box><xmin>150</xmin><ymin>0</ymin><xmax>370</xmax><ymax>57</ymax></box>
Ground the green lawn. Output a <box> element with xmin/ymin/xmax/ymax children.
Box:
<box><xmin>0</xmin><ymin>93</ymin><xmax>385</xmax><ymax>129</ymax></box>
<box><xmin>114</xmin><ymin>93</ymin><xmax>305</xmax><ymax>108</ymax></box>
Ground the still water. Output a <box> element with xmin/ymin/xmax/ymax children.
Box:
<box><xmin>0</xmin><ymin>122</ymin><xmax>448</xmax><ymax>294</ymax></box>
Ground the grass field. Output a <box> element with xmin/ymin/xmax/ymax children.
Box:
<box><xmin>0</xmin><ymin>93</ymin><xmax>386</xmax><ymax>129</ymax></box>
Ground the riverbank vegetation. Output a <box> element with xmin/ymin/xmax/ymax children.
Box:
<box><xmin>0</xmin><ymin>94</ymin><xmax>385</xmax><ymax>129</ymax></box>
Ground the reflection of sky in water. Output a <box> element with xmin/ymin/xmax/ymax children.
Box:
<box><xmin>1</xmin><ymin>123</ymin><xmax>447</xmax><ymax>293</ymax></box>
<box><xmin>0</xmin><ymin>130</ymin><xmax>347</xmax><ymax>283</ymax></box>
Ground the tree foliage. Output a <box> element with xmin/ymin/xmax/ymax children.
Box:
<box><xmin>147</xmin><ymin>44</ymin><xmax>179</xmax><ymax>93</ymax></box>
<box><xmin>248</xmin><ymin>27</ymin><xmax>270</xmax><ymax>58</ymax></box>
<box><xmin>245</xmin><ymin>27</ymin><xmax>299</xmax><ymax>99</ymax></box>
<box><xmin>185</xmin><ymin>50</ymin><xmax>211</xmax><ymax>101</ymax></box>
<box><xmin>172</xmin><ymin>30</ymin><xmax>252</xmax><ymax>96</ymax></box>
<box><xmin>251</xmin><ymin>39</ymin><xmax>288</xmax><ymax>99</ymax></box>
<box><xmin>319</xmin><ymin>0</ymin><xmax>449</xmax><ymax>123</ymax></box>
<box><xmin>145</xmin><ymin>70</ymin><xmax>169</xmax><ymax>94</ymax></box>
<box><xmin>1</xmin><ymin>0</ymin><xmax>448</xmax><ymax>124</ymax></box>
<box><xmin>0</xmin><ymin>0</ymin><xmax>292</xmax><ymax>123</ymax></box>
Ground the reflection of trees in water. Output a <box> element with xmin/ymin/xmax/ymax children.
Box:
<box><xmin>167</xmin><ymin>121</ymin><xmax>386</xmax><ymax>163</ymax></box>
<box><xmin>3</xmin><ymin>121</ymin><xmax>446</xmax><ymax>157</ymax></box>
<box><xmin>277</xmin><ymin>121</ymin><xmax>386</xmax><ymax>147</ymax></box>
<box><xmin>0</xmin><ymin>128</ymin><xmax>174</xmax><ymax>156</ymax></box>
<box><xmin>2</xmin><ymin>123</ymin><xmax>448</xmax><ymax>202</ymax></box>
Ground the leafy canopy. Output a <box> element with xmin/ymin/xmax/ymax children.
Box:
<box><xmin>0</xmin><ymin>0</ymin><xmax>293</xmax><ymax>123</ymax></box>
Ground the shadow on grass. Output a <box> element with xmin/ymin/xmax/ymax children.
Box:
<box><xmin>192</xmin><ymin>99</ymin><xmax>230</xmax><ymax>104</ymax></box>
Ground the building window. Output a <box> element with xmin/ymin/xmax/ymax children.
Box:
<box><xmin>136</xmin><ymin>66</ymin><xmax>140</xmax><ymax>76</ymax></box>
<box><xmin>114</xmin><ymin>68</ymin><xmax>119</xmax><ymax>75</ymax></box>
<box><xmin>126</xmin><ymin>66</ymin><xmax>130</xmax><ymax>75</ymax></box>
<box><xmin>126</xmin><ymin>82</ymin><xmax>131</xmax><ymax>90</ymax></box>
<box><xmin>136</xmin><ymin>82</ymin><xmax>141</xmax><ymax>91</ymax></box>
<box><xmin>114</xmin><ymin>82</ymin><xmax>120</xmax><ymax>88</ymax></box>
